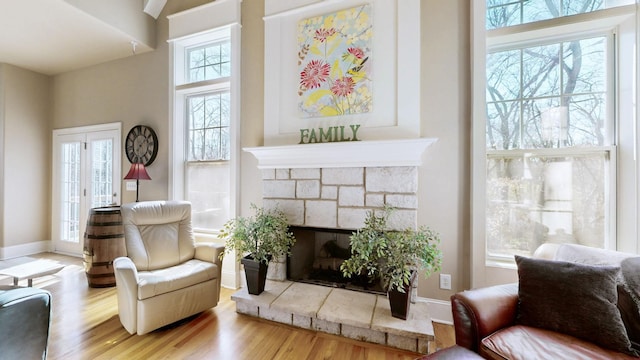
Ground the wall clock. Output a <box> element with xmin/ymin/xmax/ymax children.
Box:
<box><xmin>125</xmin><ymin>125</ymin><xmax>158</xmax><ymax>166</ymax></box>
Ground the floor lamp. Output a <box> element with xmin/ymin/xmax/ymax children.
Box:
<box><xmin>124</xmin><ymin>163</ymin><xmax>151</xmax><ymax>202</ymax></box>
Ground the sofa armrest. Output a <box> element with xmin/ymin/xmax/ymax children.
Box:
<box><xmin>113</xmin><ymin>257</ymin><xmax>139</xmax><ymax>335</ymax></box>
<box><xmin>0</xmin><ymin>286</ymin><xmax>52</xmax><ymax>359</ymax></box>
<box><xmin>195</xmin><ymin>242</ymin><xmax>225</xmax><ymax>301</ymax></box>
<box><xmin>194</xmin><ymin>242</ymin><xmax>225</xmax><ymax>267</ymax></box>
<box><xmin>451</xmin><ymin>282</ymin><xmax>519</xmax><ymax>352</ymax></box>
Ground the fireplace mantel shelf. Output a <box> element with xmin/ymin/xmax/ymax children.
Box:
<box><xmin>244</xmin><ymin>138</ymin><xmax>438</xmax><ymax>169</ymax></box>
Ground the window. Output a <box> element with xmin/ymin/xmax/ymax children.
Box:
<box><xmin>486</xmin><ymin>0</ymin><xmax>634</xmax><ymax>29</ymax></box>
<box><xmin>482</xmin><ymin>1</ymin><xmax>635</xmax><ymax>263</ymax></box>
<box><xmin>187</xmin><ymin>41</ymin><xmax>231</xmax><ymax>82</ymax></box>
<box><xmin>487</xmin><ymin>36</ymin><xmax>608</xmax><ymax>150</ymax></box>
<box><xmin>171</xmin><ymin>26</ymin><xmax>239</xmax><ymax>233</ymax></box>
<box><xmin>187</xmin><ymin>92</ymin><xmax>230</xmax><ymax>161</ymax></box>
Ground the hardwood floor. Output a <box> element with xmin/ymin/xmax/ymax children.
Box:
<box><xmin>0</xmin><ymin>253</ymin><xmax>454</xmax><ymax>359</ymax></box>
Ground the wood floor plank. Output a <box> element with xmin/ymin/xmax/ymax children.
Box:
<box><xmin>7</xmin><ymin>253</ymin><xmax>448</xmax><ymax>359</ymax></box>
<box><xmin>272</xmin><ymin>330</ymin><xmax>318</xmax><ymax>359</ymax></box>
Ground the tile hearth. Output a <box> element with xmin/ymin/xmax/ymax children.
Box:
<box><xmin>231</xmin><ymin>280</ymin><xmax>435</xmax><ymax>354</ymax></box>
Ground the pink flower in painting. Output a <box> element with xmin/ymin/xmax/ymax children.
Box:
<box><xmin>300</xmin><ymin>60</ymin><xmax>331</xmax><ymax>90</ymax></box>
<box><xmin>314</xmin><ymin>28</ymin><xmax>336</xmax><ymax>42</ymax></box>
<box><xmin>347</xmin><ymin>47</ymin><xmax>365</xmax><ymax>59</ymax></box>
<box><xmin>331</xmin><ymin>76</ymin><xmax>355</xmax><ymax>97</ymax></box>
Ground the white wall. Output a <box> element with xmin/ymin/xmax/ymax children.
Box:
<box><xmin>52</xmin><ymin>49</ymin><xmax>170</xmax><ymax>204</ymax></box>
<box><xmin>417</xmin><ymin>0</ymin><xmax>470</xmax><ymax>298</ymax></box>
<box><xmin>63</xmin><ymin>0</ymin><xmax>156</xmax><ymax>48</ymax></box>
<box><xmin>238</xmin><ymin>0</ymin><xmax>265</xmax><ymax>217</ymax></box>
<box><xmin>0</xmin><ymin>64</ymin><xmax>51</xmax><ymax>254</ymax></box>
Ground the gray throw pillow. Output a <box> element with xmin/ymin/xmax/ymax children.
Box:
<box><xmin>515</xmin><ymin>255</ymin><xmax>638</xmax><ymax>356</ymax></box>
<box><xmin>620</xmin><ymin>257</ymin><xmax>640</xmax><ymax>350</ymax></box>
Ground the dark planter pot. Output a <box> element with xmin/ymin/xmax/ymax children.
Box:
<box><xmin>241</xmin><ymin>255</ymin><xmax>269</xmax><ymax>295</ymax></box>
<box><xmin>387</xmin><ymin>271</ymin><xmax>416</xmax><ymax>320</ymax></box>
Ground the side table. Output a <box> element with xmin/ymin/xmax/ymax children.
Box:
<box><xmin>0</xmin><ymin>259</ymin><xmax>64</xmax><ymax>287</ymax></box>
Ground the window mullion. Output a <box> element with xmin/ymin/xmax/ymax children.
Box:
<box><xmin>519</xmin><ymin>49</ymin><xmax>524</xmax><ymax>149</ymax></box>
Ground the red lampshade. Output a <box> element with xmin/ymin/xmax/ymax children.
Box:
<box><xmin>124</xmin><ymin>163</ymin><xmax>151</xmax><ymax>180</ymax></box>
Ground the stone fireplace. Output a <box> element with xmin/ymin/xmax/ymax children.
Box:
<box><xmin>245</xmin><ymin>138</ymin><xmax>437</xmax><ymax>286</ymax></box>
<box><xmin>233</xmin><ymin>139</ymin><xmax>439</xmax><ymax>353</ymax></box>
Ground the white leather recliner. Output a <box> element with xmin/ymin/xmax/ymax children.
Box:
<box><xmin>113</xmin><ymin>200</ymin><xmax>224</xmax><ymax>335</ymax></box>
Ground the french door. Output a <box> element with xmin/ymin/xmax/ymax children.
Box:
<box><xmin>52</xmin><ymin>123</ymin><xmax>121</xmax><ymax>255</ymax></box>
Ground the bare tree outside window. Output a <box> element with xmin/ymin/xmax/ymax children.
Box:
<box><xmin>187</xmin><ymin>42</ymin><xmax>231</xmax><ymax>82</ymax></box>
<box><xmin>484</xmin><ymin>0</ymin><xmax>617</xmax><ymax>259</ymax></box>
<box><xmin>187</xmin><ymin>92</ymin><xmax>231</xmax><ymax>161</ymax></box>
<box><xmin>487</xmin><ymin>37</ymin><xmax>606</xmax><ymax>150</ymax></box>
<box><xmin>486</xmin><ymin>0</ymin><xmax>615</xmax><ymax>30</ymax></box>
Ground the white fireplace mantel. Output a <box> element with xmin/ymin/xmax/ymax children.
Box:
<box><xmin>244</xmin><ymin>138</ymin><xmax>438</xmax><ymax>169</ymax></box>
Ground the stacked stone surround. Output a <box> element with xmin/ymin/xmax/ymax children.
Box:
<box><xmin>232</xmin><ymin>280</ymin><xmax>435</xmax><ymax>354</ymax></box>
<box><xmin>235</xmin><ymin>140</ymin><xmax>439</xmax><ymax>353</ymax></box>
<box><xmin>260</xmin><ymin>166</ymin><xmax>420</xmax><ymax>231</ymax></box>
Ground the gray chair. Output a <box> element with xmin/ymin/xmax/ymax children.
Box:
<box><xmin>0</xmin><ymin>285</ymin><xmax>52</xmax><ymax>360</ymax></box>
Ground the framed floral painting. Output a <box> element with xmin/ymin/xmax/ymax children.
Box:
<box><xmin>263</xmin><ymin>0</ymin><xmax>421</xmax><ymax>146</ymax></box>
<box><xmin>297</xmin><ymin>5</ymin><xmax>373</xmax><ymax>118</ymax></box>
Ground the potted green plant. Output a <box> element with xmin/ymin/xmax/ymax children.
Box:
<box><xmin>218</xmin><ymin>204</ymin><xmax>296</xmax><ymax>295</ymax></box>
<box><xmin>340</xmin><ymin>206</ymin><xmax>442</xmax><ymax>319</ymax></box>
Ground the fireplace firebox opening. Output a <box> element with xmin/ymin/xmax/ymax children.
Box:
<box><xmin>287</xmin><ymin>226</ymin><xmax>385</xmax><ymax>295</ymax></box>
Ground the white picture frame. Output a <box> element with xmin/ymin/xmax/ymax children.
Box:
<box><xmin>263</xmin><ymin>0</ymin><xmax>421</xmax><ymax>146</ymax></box>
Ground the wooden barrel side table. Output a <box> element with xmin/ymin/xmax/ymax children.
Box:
<box><xmin>83</xmin><ymin>206</ymin><xmax>127</xmax><ymax>287</ymax></box>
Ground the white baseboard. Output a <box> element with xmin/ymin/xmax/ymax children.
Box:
<box><xmin>421</xmin><ymin>297</ymin><xmax>453</xmax><ymax>324</ymax></box>
<box><xmin>0</xmin><ymin>240</ymin><xmax>52</xmax><ymax>260</ymax></box>
<box><xmin>221</xmin><ymin>269</ymin><xmax>240</xmax><ymax>289</ymax></box>
<box><xmin>52</xmin><ymin>249</ymin><xmax>82</xmax><ymax>258</ymax></box>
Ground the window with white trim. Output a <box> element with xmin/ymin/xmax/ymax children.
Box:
<box><xmin>172</xmin><ymin>27</ymin><xmax>237</xmax><ymax>232</ymax></box>
<box><xmin>187</xmin><ymin>41</ymin><xmax>231</xmax><ymax>82</ymax></box>
<box><xmin>483</xmin><ymin>0</ymin><xmax>635</xmax><ymax>262</ymax></box>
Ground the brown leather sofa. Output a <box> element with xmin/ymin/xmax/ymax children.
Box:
<box><xmin>0</xmin><ymin>285</ymin><xmax>52</xmax><ymax>359</ymax></box>
<box><xmin>450</xmin><ymin>244</ymin><xmax>640</xmax><ymax>359</ymax></box>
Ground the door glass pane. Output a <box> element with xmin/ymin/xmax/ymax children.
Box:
<box><xmin>91</xmin><ymin>139</ymin><xmax>113</xmax><ymax>208</ymax></box>
<box><xmin>61</xmin><ymin>142</ymin><xmax>81</xmax><ymax>243</ymax></box>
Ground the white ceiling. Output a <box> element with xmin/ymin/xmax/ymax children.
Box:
<box><xmin>0</xmin><ymin>1</ymin><xmax>155</xmax><ymax>76</ymax></box>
